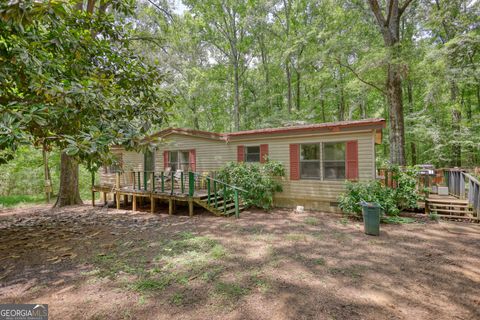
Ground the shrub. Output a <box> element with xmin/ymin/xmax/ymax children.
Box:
<box><xmin>338</xmin><ymin>165</ymin><xmax>419</xmax><ymax>217</ymax></box>
<box><xmin>216</xmin><ymin>161</ymin><xmax>285</xmax><ymax>210</ymax></box>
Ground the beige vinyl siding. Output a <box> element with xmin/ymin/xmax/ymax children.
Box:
<box><xmin>155</xmin><ymin>134</ymin><xmax>235</xmax><ymax>173</ymax></box>
<box><xmin>98</xmin><ymin>150</ymin><xmax>143</xmax><ymax>186</ymax></box>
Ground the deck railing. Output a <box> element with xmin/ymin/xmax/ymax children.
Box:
<box><xmin>444</xmin><ymin>169</ymin><xmax>480</xmax><ymax>218</ymax></box>
<box><xmin>114</xmin><ymin>171</ymin><xmax>246</xmax><ymax>217</ymax></box>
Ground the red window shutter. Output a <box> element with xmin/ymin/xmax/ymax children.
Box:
<box><xmin>260</xmin><ymin>144</ymin><xmax>269</xmax><ymax>163</ymax></box>
<box><xmin>189</xmin><ymin>149</ymin><xmax>196</xmax><ymax>172</ymax></box>
<box><xmin>346</xmin><ymin>140</ymin><xmax>359</xmax><ymax>180</ymax></box>
<box><xmin>289</xmin><ymin>144</ymin><xmax>300</xmax><ymax>180</ymax></box>
<box><xmin>237</xmin><ymin>145</ymin><xmax>245</xmax><ymax>162</ymax></box>
<box><xmin>163</xmin><ymin>151</ymin><xmax>169</xmax><ymax>170</ymax></box>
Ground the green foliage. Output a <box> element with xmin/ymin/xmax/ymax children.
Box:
<box><xmin>216</xmin><ymin>161</ymin><xmax>285</xmax><ymax>210</ymax></box>
<box><xmin>429</xmin><ymin>211</ymin><xmax>439</xmax><ymax>222</ymax></box>
<box><xmin>0</xmin><ymin>146</ymin><xmax>97</xmax><ymax>202</ymax></box>
<box><xmin>338</xmin><ymin>166</ymin><xmax>420</xmax><ymax>217</ymax></box>
<box><xmin>0</xmin><ymin>195</ymin><xmax>44</xmax><ymax>208</ymax></box>
<box><xmin>0</xmin><ymin>0</ymin><xmax>171</xmax><ymax>173</ymax></box>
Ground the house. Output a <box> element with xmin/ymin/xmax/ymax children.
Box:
<box><xmin>98</xmin><ymin>118</ymin><xmax>385</xmax><ymax>213</ymax></box>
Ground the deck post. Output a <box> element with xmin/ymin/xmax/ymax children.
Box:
<box><xmin>91</xmin><ymin>170</ymin><xmax>95</xmax><ymax>206</ymax></box>
<box><xmin>103</xmin><ymin>192</ymin><xmax>107</xmax><ymax>205</ymax></box>
<box><xmin>171</xmin><ymin>171</ymin><xmax>174</xmax><ymax>195</ymax></box>
<box><xmin>151</xmin><ymin>196</ymin><xmax>156</xmax><ymax>214</ymax></box>
<box><xmin>234</xmin><ymin>189</ymin><xmax>239</xmax><ymax>218</ymax></box>
<box><xmin>116</xmin><ymin>192</ymin><xmax>120</xmax><ymax>210</ymax></box>
<box><xmin>207</xmin><ymin>178</ymin><xmax>211</xmax><ymax>205</ymax></box>
<box><xmin>168</xmin><ymin>198</ymin><xmax>174</xmax><ymax>215</ymax></box>
<box><xmin>151</xmin><ymin>172</ymin><xmax>155</xmax><ymax>192</ymax></box>
<box><xmin>188</xmin><ymin>198</ymin><xmax>194</xmax><ymax>217</ymax></box>
<box><xmin>161</xmin><ymin>172</ymin><xmax>165</xmax><ymax>192</ymax></box>
<box><xmin>132</xmin><ymin>195</ymin><xmax>137</xmax><ymax>211</ymax></box>
<box><xmin>144</xmin><ymin>171</ymin><xmax>147</xmax><ymax>190</ymax></box>
<box><xmin>188</xmin><ymin>172</ymin><xmax>195</xmax><ymax>197</ymax></box>
<box><xmin>181</xmin><ymin>172</ymin><xmax>184</xmax><ymax>193</ymax></box>
<box><xmin>223</xmin><ymin>184</ymin><xmax>227</xmax><ymax>214</ymax></box>
<box><xmin>137</xmin><ymin>172</ymin><xmax>141</xmax><ymax>191</ymax></box>
<box><xmin>214</xmin><ymin>180</ymin><xmax>218</xmax><ymax>209</ymax></box>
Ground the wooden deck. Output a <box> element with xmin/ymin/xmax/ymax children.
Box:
<box><xmin>92</xmin><ymin>184</ymin><xmax>243</xmax><ymax>217</ymax></box>
<box><xmin>424</xmin><ymin>194</ymin><xmax>477</xmax><ymax>221</ymax></box>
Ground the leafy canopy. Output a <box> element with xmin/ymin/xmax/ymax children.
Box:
<box><xmin>0</xmin><ymin>0</ymin><xmax>171</xmax><ymax>168</ymax></box>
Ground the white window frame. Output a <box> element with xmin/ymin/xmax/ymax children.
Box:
<box><xmin>322</xmin><ymin>141</ymin><xmax>346</xmax><ymax>181</ymax></box>
<box><xmin>168</xmin><ymin>150</ymin><xmax>190</xmax><ymax>172</ymax></box>
<box><xmin>244</xmin><ymin>145</ymin><xmax>261</xmax><ymax>163</ymax></box>
<box><xmin>300</xmin><ymin>143</ymin><xmax>321</xmax><ymax>180</ymax></box>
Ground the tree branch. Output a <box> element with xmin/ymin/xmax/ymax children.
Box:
<box><xmin>399</xmin><ymin>0</ymin><xmax>414</xmax><ymax>16</ymax></box>
<box><xmin>386</xmin><ymin>0</ymin><xmax>395</xmax><ymax>26</ymax></box>
<box><xmin>146</xmin><ymin>0</ymin><xmax>174</xmax><ymax>21</ymax></box>
<box><xmin>367</xmin><ymin>0</ymin><xmax>386</xmax><ymax>27</ymax></box>
<box><xmin>335</xmin><ymin>58</ymin><xmax>386</xmax><ymax>95</ymax></box>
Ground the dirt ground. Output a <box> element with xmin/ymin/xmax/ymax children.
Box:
<box><xmin>0</xmin><ymin>203</ymin><xmax>479</xmax><ymax>320</ymax></box>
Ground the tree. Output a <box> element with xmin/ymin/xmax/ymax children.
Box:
<box><xmin>367</xmin><ymin>0</ymin><xmax>414</xmax><ymax>166</ymax></box>
<box><xmin>183</xmin><ymin>0</ymin><xmax>252</xmax><ymax>131</ymax></box>
<box><xmin>0</xmin><ymin>0</ymin><xmax>171</xmax><ymax>206</ymax></box>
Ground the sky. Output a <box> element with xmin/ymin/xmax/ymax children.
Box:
<box><xmin>173</xmin><ymin>0</ymin><xmax>187</xmax><ymax>15</ymax></box>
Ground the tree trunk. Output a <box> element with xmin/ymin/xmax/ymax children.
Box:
<box><xmin>386</xmin><ymin>63</ymin><xmax>406</xmax><ymax>165</ymax></box>
<box><xmin>406</xmin><ymin>80</ymin><xmax>417</xmax><ymax>165</ymax></box>
<box><xmin>233</xmin><ymin>59</ymin><xmax>240</xmax><ymax>131</ymax></box>
<box><xmin>54</xmin><ymin>152</ymin><xmax>82</xmax><ymax>207</ymax></box>
<box><xmin>296</xmin><ymin>70</ymin><xmax>301</xmax><ymax>111</ymax></box>
<box><xmin>286</xmin><ymin>58</ymin><xmax>292</xmax><ymax>113</ymax></box>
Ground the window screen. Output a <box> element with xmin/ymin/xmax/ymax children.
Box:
<box><xmin>323</xmin><ymin>142</ymin><xmax>346</xmax><ymax>180</ymax></box>
<box><xmin>245</xmin><ymin>146</ymin><xmax>260</xmax><ymax>162</ymax></box>
<box><xmin>300</xmin><ymin>144</ymin><xmax>320</xmax><ymax>179</ymax></box>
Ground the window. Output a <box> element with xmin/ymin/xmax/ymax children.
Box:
<box><xmin>245</xmin><ymin>146</ymin><xmax>260</xmax><ymax>162</ymax></box>
<box><xmin>323</xmin><ymin>142</ymin><xmax>345</xmax><ymax>180</ymax></box>
<box><xmin>300</xmin><ymin>144</ymin><xmax>320</xmax><ymax>179</ymax></box>
<box><xmin>169</xmin><ymin>150</ymin><xmax>190</xmax><ymax>172</ymax></box>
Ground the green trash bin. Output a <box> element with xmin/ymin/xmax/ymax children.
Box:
<box><xmin>360</xmin><ymin>202</ymin><xmax>381</xmax><ymax>236</ymax></box>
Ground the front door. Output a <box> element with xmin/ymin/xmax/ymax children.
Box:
<box><xmin>144</xmin><ymin>150</ymin><xmax>155</xmax><ymax>172</ymax></box>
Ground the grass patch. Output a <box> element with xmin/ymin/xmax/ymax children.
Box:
<box><xmin>170</xmin><ymin>292</ymin><xmax>184</xmax><ymax>306</ymax></box>
<box><xmin>210</xmin><ymin>244</ymin><xmax>227</xmax><ymax>259</ymax></box>
<box><xmin>285</xmin><ymin>233</ymin><xmax>308</xmax><ymax>242</ymax></box>
<box><xmin>428</xmin><ymin>212</ymin><xmax>439</xmax><ymax>221</ymax></box>
<box><xmin>382</xmin><ymin>216</ymin><xmax>416</xmax><ymax>224</ymax></box>
<box><xmin>214</xmin><ymin>281</ymin><xmax>249</xmax><ymax>300</ymax></box>
<box><xmin>132</xmin><ymin>277</ymin><xmax>171</xmax><ymax>293</ymax></box>
<box><xmin>0</xmin><ymin>194</ymin><xmax>45</xmax><ymax>208</ymax></box>
<box><xmin>201</xmin><ymin>266</ymin><xmax>224</xmax><ymax>283</ymax></box>
<box><xmin>312</xmin><ymin>257</ymin><xmax>326</xmax><ymax>266</ymax></box>
<box><xmin>304</xmin><ymin>217</ymin><xmax>320</xmax><ymax>226</ymax></box>
<box><xmin>329</xmin><ymin>266</ymin><xmax>363</xmax><ymax>279</ymax></box>
<box><xmin>157</xmin><ymin>233</ymin><xmax>227</xmax><ymax>271</ymax></box>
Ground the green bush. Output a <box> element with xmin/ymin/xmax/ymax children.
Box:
<box><xmin>216</xmin><ymin>161</ymin><xmax>285</xmax><ymax>210</ymax></box>
<box><xmin>338</xmin><ymin>165</ymin><xmax>419</xmax><ymax>217</ymax></box>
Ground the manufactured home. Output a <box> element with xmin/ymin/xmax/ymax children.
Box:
<box><xmin>96</xmin><ymin>118</ymin><xmax>385</xmax><ymax>214</ymax></box>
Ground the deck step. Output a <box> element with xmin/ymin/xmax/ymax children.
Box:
<box><xmin>428</xmin><ymin>203</ymin><xmax>470</xmax><ymax>209</ymax></box>
<box><xmin>426</xmin><ymin>198</ymin><xmax>469</xmax><ymax>205</ymax></box>
<box><xmin>429</xmin><ymin>208</ymin><xmax>474</xmax><ymax>215</ymax></box>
